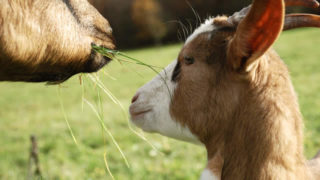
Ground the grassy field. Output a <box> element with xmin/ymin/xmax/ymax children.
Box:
<box><xmin>0</xmin><ymin>29</ymin><xmax>320</xmax><ymax>180</ymax></box>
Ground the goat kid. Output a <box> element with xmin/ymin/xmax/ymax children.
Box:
<box><xmin>0</xmin><ymin>0</ymin><xmax>114</xmax><ymax>83</ymax></box>
<box><xmin>129</xmin><ymin>0</ymin><xmax>320</xmax><ymax>179</ymax></box>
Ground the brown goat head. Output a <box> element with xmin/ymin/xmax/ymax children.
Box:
<box><xmin>130</xmin><ymin>0</ymin><xmax>320</xmax><ymax>179</ymax></box>
<box><xmin>0</xmin><ymin>0</ymin><xmax>115</xmax><ymax>83</ymax></box>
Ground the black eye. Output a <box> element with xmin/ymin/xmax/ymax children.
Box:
<box><xmin>184</xmin><ymin>56</ymin><xmax>195</xmax><ymax>65</ymax></box>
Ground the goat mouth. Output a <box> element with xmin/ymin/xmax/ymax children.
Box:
<box><xmin>129</xmin><ymin>108</ymin><xmax>152</xmax><ymax>120</ymax></box>
<box><xmin>84</xmin><ymin>50</ymin><xmax>112</xmax><ymax>73</ymax></box>
<box><xmin>103</xmin><ymin>55</ymin><xmax>112</xmax><ymax>62</ymax></box>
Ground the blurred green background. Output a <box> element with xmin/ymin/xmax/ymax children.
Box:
<box><xmin>0</xmin><ymin>29</ymin><xmax>320</xmax><ymax>179</ymax></box>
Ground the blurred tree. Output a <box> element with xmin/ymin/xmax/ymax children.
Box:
<box><xmin>89</xmin><ymin>0</ymin><xmax>136</xmax><ymax>48</ymax></box>
<box><xmin>88</xmin><ymin>0</ymin><xmax>317</xmax><ymax>49</ymax></box>
<box><xmin>131</xmin><ymin>0</ymin><xmax>167</xmax><ymax>45</ymax></box>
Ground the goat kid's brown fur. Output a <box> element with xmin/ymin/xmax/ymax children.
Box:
<box><xmin>171</xmin><ymin>1</ymin><xmax>320</xmax><ymax>179</ymax></box>
<box><xmin>0</xmin><ymin>0</ymin><xmax>114</xmax><ymax>83</ymax></box>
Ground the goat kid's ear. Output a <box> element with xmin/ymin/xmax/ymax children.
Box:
<box><xmin>227</xmin><ymin>0</ymin><xmax>285</xmax><ymax>72</ymax></box>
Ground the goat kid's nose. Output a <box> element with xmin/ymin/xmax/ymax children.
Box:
<box><xmin>131</xmin><ymin>93</ymin><xmax>140</xmax><ymax>103</ymax></box>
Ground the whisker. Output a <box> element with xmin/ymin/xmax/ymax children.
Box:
<box><xmin>186</xmin><ymin>19</ymin><xmax>194</xmax><ymax>36</ymax></box>
<box><xmin>179</xmin><ymin>20</ymin><xmax>189</xmax><ymax>40</ymax></box>
<box><xmin>186</xmin><ymin>0</ymin><xmax>202</xmax><ymax>27</ymax></box>
<box><xmin>167</xmin><ymin>20</ymin><xmax>188</xmax><ymax>41</ymax></box>
<box><xmin>177</xmin><ymin>29</ymin><xmax>183</xmax><ymax>42</ymax></box>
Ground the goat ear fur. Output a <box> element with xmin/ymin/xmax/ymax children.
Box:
<box><xmin>227</xmin><ymin>0</ymin><xmax>285</xmax><ymax>72</ymax></box>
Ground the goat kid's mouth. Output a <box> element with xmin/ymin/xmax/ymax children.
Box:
<box><xmin>129</xmin><ymin>105</ymin><xmax>152</xmax><ymax>121</ymax></box>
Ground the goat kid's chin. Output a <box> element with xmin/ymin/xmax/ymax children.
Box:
<box><xmin>129</xmin><ymin>61</ymin><xmax>201</xmax><ymax>144</ymax></box>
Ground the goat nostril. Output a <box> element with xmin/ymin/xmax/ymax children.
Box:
<box><xmin>131</xmin><ymin>93</ymin><xmax>139</xmax><ymax>103</ymax></box>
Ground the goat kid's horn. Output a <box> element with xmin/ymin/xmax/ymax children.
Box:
<box><xmin>284</xmin><ymin>13</ymin><xmax>320</xmax><ymax>30</ymax></box>
<box><xmin>229</xmin><ymin>0</ymin><xmax>320</xmax><ymax>30</ymax></box>
<box><xmin>285</xmin><ymin>0</ymin><xmax>320</xmax><ymax>8</ymax></box>
<box><xmin>283</xmin><ymin>0</ymin><xmax>320</xmax><ymax>30</ymax></box>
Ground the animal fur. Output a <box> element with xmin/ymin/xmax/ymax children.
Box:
<box><xmin>0</xmin><ymin>0</ymin><xmax>114</xmax><ymax>83</ymax></box>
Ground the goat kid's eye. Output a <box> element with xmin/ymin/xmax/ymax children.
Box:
<box><xmin>184</xmin><ymin>56</ymin><xmax>195</xmax><ymax>65</ymax></box>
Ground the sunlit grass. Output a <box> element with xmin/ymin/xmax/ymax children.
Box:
<box><xmin>92</xmin><ymin>45</ymin><xmax>172</xmax><ymax>98</ymax></box>
<box><xmin>58</xmin><ymin>87</ymin><xmax>79</xmax><ymax>147</ymax></box>
<box><xmin>92</xmin><ymin>45</ymin><xmax>164</xmax><ymax>73</ymax></box>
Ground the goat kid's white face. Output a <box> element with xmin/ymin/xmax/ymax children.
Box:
<box><xmin>129</xmin><ymin>19</ymin><xmax>220</xmax><ymax>144</ymax></box>
<box><xmin>129</xmin><ymin>61</ymin><xmax>200</xmax><ymax>144</ymax></box>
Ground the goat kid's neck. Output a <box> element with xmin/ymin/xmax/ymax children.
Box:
<box><xmin>202</xmin><ymin>111</ymin><xmax>307</xmax><ymax>179</ymax></box>
<box><xmin>201</xmin><ymin>54</ymin><xmax>309</xmax><ymax>179</ymax></box>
